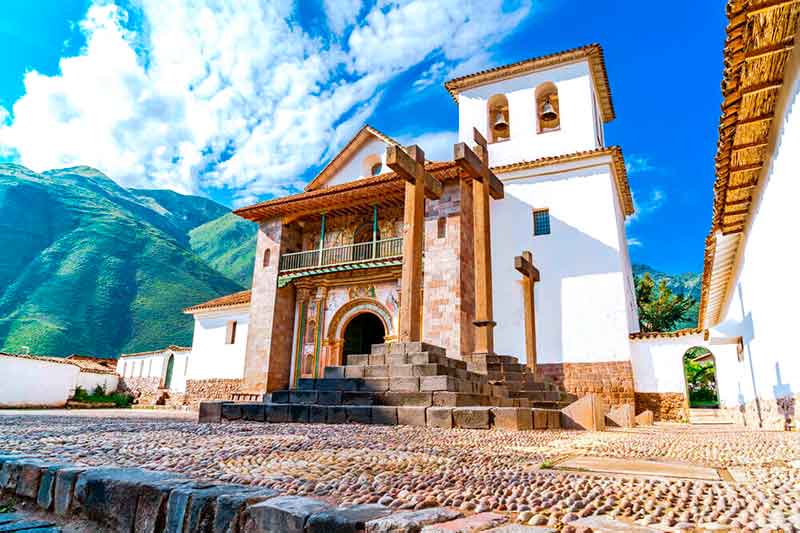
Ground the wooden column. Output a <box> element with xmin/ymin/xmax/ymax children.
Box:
<box><xmin>454</xmin><ymin>128</ymin><xmax>504</xmax><ymax>354</ymax></box>
<box><xmin>514</xmin><ymin>251</ymin><xmax>540</xmax><ymax>372</ymax></box>
<box><xmin>387</xmin><ymin>144</ymin><xmax>443</xmax><ymax>342</ymax></box>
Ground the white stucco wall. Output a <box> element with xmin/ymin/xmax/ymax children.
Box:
<box><xmin>630</xmin><ymin>337</ymin><xmax>741</xmax><ymax>407</ymax></box>
<box><xmin>457</xmin><ymin>60</ymin><xmax>604</xmax><ymax>166</ymax></box>
<box><xmin>709</xmin><ymin>52</ymin><xmax>800</xmax><ymax>409</ymax></box>
<box><xmin>187</xmin><ymin>308</ymin><xmax>249</xmax><ymax>380</ymax></box>
<box><xmin>323</xmin><ymin>137</ymin><xmax>390</xmax><ymax>188</ymax></box>
<box><xmin>0</xmin><ymin>354</ymin><xmax>118</xmax><ymax>407</ymax></box>
<box><xmin>491</xmin><ymin>157</ymin><xmax>637</xmax><ymax>364</ymax></box>
<box><xmin>118</xmin><ymin>349</ymin><xmax>189</xmax><ymax>392</ymax></box>
<box><xmin>77</xmin><ymin>371</ymin><xmax>119</xmax><ymax>394</ymax></box>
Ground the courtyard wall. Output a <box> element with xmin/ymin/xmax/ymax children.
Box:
<box><xmin>0</xmin><ymin>353</ymin><xmax>119</xmax><ymax>408</ymax></box>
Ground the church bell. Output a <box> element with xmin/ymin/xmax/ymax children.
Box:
<box><xmin>540</xmin><ymin>97</ymin><xmax>558</xmax><ymax>122</ymax></box>
<box><xmin>492</xmin><ymin>110</ymin><xmax>509</xmax><ymax>137</ymax></box>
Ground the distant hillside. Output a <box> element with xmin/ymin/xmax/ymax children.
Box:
<box><xmin>0</xmin><ymin>164</ymin><xmax>244</xmax><ymax>358</ymax></box>
<box><xmin>190</xmin><ymin>213</ymin><xmax>257</xmax><ymax>287</ymax></box>
<box><xmin>632</xmin><ymin>263</ymin><xmax>701</xmax><ymax>330</ymax></box>
<box><xmin>131</xmin><ymin>189</ymin><xmax>230</xmax><ymax>243</ymax></box>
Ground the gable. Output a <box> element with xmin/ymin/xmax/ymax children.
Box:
<box><xmin>305</xmin><ymin>125</ymin><xmax>398</xmax><ymax>191</ymax></box>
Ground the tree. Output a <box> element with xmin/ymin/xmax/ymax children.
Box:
<box><xmin>636</xmin><ymin>273</ymin><xmax>696</xmax><ymax>332</ymax></box>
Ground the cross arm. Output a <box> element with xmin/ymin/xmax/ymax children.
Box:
<box><xmin>514</xmin><ymin>252</ymin><xmax>540</xmax><ymax>282</ymax></box>
<box><xmin>453</xmin><ymin>142</ymin><xmax>504</xmax><ymax>199</ymax></box>
<box><xmin>386</xmin><ymin>144</ymin><xmax>443</xmax><ymax>200</ymax></box>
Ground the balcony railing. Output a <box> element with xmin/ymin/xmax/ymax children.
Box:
<box><xmin>279</xmin><ymin>237</ymin><xmax>403</xmax><ymax>272</ymax></box>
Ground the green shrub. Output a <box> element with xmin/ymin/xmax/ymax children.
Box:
<box><xmin>69</xmin><ymin>385</ymin><xmax>133</xmax><ymax>408</ymax></box>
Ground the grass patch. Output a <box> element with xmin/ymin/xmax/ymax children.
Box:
<box><xmin>0</xmin><ymin>498</ymin><xmax>16</xmax><ymax>513</ymax></box>
<box><xmin>71</xmin><ymin>385</ymin><xmax>133</xmax><ymax>408</ymax></box>
<box><xmin>539</xmin><ymin>460</ymin><xmax>554</xmax><ymax>469</ymax></box>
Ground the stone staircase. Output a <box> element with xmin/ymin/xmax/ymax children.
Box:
<box><xmin>463</xmin><ymin>353</ymin><xmax>578</xmax><ymax>409</ymax></box>
<box><xmin>689</xmin><ymin>407</ymin><xmax>734</xmax><ymax>425</ymax></box>
<box><xmin>204</xmin><ymin>342</ymin><xmax>577</xmax><ymax>431</ymax></box>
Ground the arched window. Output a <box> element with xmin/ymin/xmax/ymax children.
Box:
<box><xmin>487</xmin><ymin>94</ymin><xmax>510</xmax><ymax>143</ymax></box>
<box><xmin>262</xmin><ymin>248</ymin><xmax>271</xmax><ymax>268</ymax></box>
<box><xmin>535</xmin><ymin>82</ymin><xmax>560</xmax><ymax>133</ymax></box>
<box><xmin>363</xmin><ymin>154</ymin><xmax>382</xmax><ymax>177</ymax></box>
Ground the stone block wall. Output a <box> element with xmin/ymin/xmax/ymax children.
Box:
<box><xmin>422</xmin><ymin>181</ymin><xmax>475</xmax><ymax>358</ymax></box>
<box><xmin>183</xmin><ymin>378</ymin><xmax>244</xmax><ymax>408</ymax></box>
<box><xmin>243</xmin><ymin>219</ymin><xmax>300</xmax><ymax>394</ymax></box>
<box><xmin>537</xmin><ymin>361</ymin><xmax>635</xmax><ymax>407</ymax></box>
<box><xmin>118</xmin><ymin>377</ymin><xmax>160</xmax><ymax>405</ymax></box>
<box><xmin>634</xmin><ymin>392</ymin><xmax>687</xmax><ymax>422</ymax></box>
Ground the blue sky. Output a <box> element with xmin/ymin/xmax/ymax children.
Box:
<box><xmin>0</xmin><ymin>1</ymin><xmax>726</xmax><ymax>274</ymax></box>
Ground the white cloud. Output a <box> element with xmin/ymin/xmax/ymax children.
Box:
<box><xmin>0</xmin><ymin>0</ymin><xmax>532</xmax><ymax>203</ymax></box>
<box><xmin>625</xmin><ymin>154</ymin><xmax>656</xmax><ymax>174</ymax></box>
<box><xmin>627</xmin><ymin>237</ymin><xmax>643</xmax><ymax>247</ymax></box>
<box><xmin>628</xmin><ymin>188</ymin><xmax>666</xmax><ymax>224</ymax></box>
<box><xmin>324</xmin><ymin>0</ymin><xmax>364</xmax><ymax>34</ymax></box>
<box><xmin>397</xmin><ymin>130</ymin><xmax>457</xmax><ymax>162</ymax></box>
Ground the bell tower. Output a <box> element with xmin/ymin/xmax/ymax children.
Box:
<box><xmin>445</xmin><ymin>45</ymin><xmax>615</xmax><ymax>167</ymax></box>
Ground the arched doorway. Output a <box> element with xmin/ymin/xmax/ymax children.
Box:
<box><xmin>164</xmin><ymin>354</ymin><xmax>175</xmax><ymax>389</ymax></box>
<box><xmin>343</xmin><ymin>312</ymin><xmax>386</xmax><ymax>357</ymax></box>
<box><xmin>683</xmin><ymin>347</ymin><xmax>719</xmax><ymax>408</ymax></box>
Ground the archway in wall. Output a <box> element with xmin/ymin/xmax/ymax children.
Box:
<box><xmin>683</xmin><ymin>347</ymin><xmax>719</xmax><ymax>408</ymax></box>
<box><xmin>343</xmin><ymin>312</ymin><xmax>386</xmax><ymax>357</ymax></box>
<box><xmin>164</xmin><ymin>354</ymin><xmax>175</xmax><ymax>389</ymax></box>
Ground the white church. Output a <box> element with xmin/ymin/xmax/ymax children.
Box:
<box><xmin>129</xmin><ymin>0</ymin><xmax>799</xmax><ymax>430</ymax></box>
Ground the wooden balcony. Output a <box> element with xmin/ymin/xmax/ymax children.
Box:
<box><xmin>279</xmin><ymin>237</ymin><xmax>403</xmax><ymax>273</ymax></box>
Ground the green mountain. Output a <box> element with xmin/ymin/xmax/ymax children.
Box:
<box><xmin>190</xmin><ymin>213</ymin><xmax>256</xmax><ymax>287</ymax></box>
<box><xmin>131</xmin><ymin>189</ymin><xmax>230</xmax><ymax>242</ymax></box>
<box><xmin>632</xmin><ymin>263</ymin><xmax>701</xmax><ymax>330</ymax></box>
<box><xmin>0</xmin><ymin>164</ymin><xmax>244</xmax><ymax>358</ymax></box>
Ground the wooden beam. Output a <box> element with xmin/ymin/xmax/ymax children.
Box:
<box><xmin>453</xmin><ymin>142</ymin><xmax>504</xmax><ymax>199</ymax></box>
<box><xmin>514</xmin><ymin>251</ymin><xmax>539</xmax><ymax>372</ymax></box>
<box><xmin>386</xmin><ymin>145</ymin><xmax>443</xmax><ymax>199</ymax></box>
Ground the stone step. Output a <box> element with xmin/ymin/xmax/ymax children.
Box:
<box><xmin>217</xmin><ymin>402</ymin><xmax>565</xmax><ymax>431</ymax></box>
<box><xmin>371</xmin><ymin>342</ymin><xmax>446</xmax><ymax>357</ymax></box>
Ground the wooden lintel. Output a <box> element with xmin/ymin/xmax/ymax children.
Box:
<box><xmin>453</xmin><ymin>142</ymin><xmax>504</xmax><ymax>199</ymax></box>
<box><xmin>708</xmin><ymin>335</ymin><xmax>743</xmax><ymax>346</ymax></box>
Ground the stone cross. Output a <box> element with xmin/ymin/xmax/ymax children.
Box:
<box><xmin>386</xmin><ymin>144</ymin><xmax>443</xmax><ymax>342</ymax></box>
<box><xmin>514</xmin><ymin>250</ymin><xmax>540</xmax><ymax>372</ymax></box>
<box><xmin>454</xmin><ymin>128</ymin><xmax>504</xmax><ymax>354</ymax></box>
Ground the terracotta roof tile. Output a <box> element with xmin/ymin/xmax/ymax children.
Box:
<box><xmin>183</xmin><ymin>290</ymin><xmax>251</xmax><ymax>314</ymax></box>
<box><xmin>629</xmin><ymin>328</ymin><xmax>707</xmax><ymax>340</ymax></box>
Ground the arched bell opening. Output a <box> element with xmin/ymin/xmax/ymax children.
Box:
<box><xmin>535</xmin><ymin>82</ymin><xmax>560</xmax><ymax>133</ymax></box>
<box><xmin>487</xmin><ymin>94</ymin><xmax>510</xmax><ymax>143</ymax></box>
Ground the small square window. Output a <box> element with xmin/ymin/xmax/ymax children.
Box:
<box><xmin>533</xmin><ymin>209</ymin><xmax>550</xmax><ymax>236</ymax></box>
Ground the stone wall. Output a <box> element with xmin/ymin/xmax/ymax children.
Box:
<box><xmin>634</xmin><ymin>392</ymin><xmax>687</xmax><ymax>422</ymax></box>
<box><xmin>720</xmin><ymin>393</ymin><xmax>799</xmax><ymax>430</ymax></box>
<box><xmin>118</xmin><ymin>377</ymin><xmax>161</xmax><ymax>405</ymax></box>
<box><xmin>422</xmin><ymin>180</ymin><xmax>475</xmax><ymax>358</ymax></box>
<box><xmin>182</xmin><ymin>378</ymin><xmax>244</xmax><ymax>408</ymax></box>
<box><xmin>538</xmin><ymin>361</ymin><xmax>635</xmax><ymax>408</ymax></box>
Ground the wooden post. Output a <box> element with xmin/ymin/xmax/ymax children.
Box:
<box><xmin>514</xmin><ymin>251</ymin><xmax>540</xmax><ymax>372</ymax></box>
<box><xmin>372</xmin><ymin>204</ymin><xmax>378</xmax><ymax>259</ymax></box>
<box><xmin>454</xmin><ymin>128</ymin><xmax>504</xmax><ymax>355</ymax></box>
<box><xmin>318</xmin><ymin>213</ymin><xmax>326</xmax><ymax>266</ymax></box>
<box><xmin>387</xmin><ymin>144</ymin><xmax>443</xmax><ymax>342</ymax></box>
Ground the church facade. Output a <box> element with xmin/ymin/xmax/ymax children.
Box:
<box><xmin>178</xmin><ymin>0</ymin><xmax>799</xmax><ymax>432</ymax></box>
<box><xmin>192</xmin><ymin>44</ymin><xmax>640</xmax><ymax>409</ymax></box>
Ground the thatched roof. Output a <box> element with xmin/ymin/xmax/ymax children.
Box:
<box><xmin>700</xmin><ymin>0</ymin><xmax>800</xmax><ymax>327</ymax></box>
